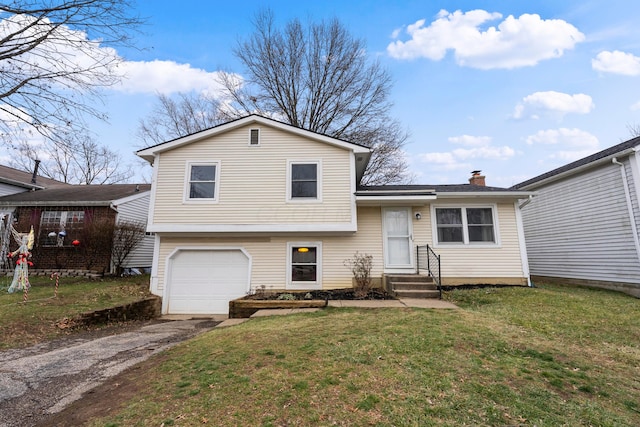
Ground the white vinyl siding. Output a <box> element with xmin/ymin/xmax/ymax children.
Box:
<box><xmin>0</xmin><ymin>183</ymin><xmax>26</xmax><ymax>197</ymax></box>
<box><xmin>151</xmin><ymin>124</ymin><xmax>352</xmax><ymax>227</ymax></box>
<box><xmin>115</xmin><ymin>193</ymin><xmax>153</xmax><ymax>269</ymax></box>
<box><xmin>521</xmin><ymin>162</ymin><xmax>640</xmax><ymax>285</ymax></box>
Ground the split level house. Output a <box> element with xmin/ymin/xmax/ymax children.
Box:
<box><xmin>513</xmin><ymin>136</ymin><xmax>640</xmax><ymax>298</ymax></box>
<box><xmin>138</xmin><ymin>115</ymin><xmax>533</xmax><ymax>315</ymax></box>
<box><xmin>0</xmin><ymin>165</ymin><xmax>153</xmax><ymax>275</ymax></box>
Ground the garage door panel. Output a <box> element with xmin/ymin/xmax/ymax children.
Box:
<box><xmin>167</xmin><ymin>249</ymin><xmax>250</xmax><ymax>315</ymax></box>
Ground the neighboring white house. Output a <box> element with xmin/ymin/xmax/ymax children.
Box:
<box><xmin>513</xmin><ymin>136</ymin><xmax>640</xmax><ymax>298</ymax></box>
<box><xmin>138</xmin><ymin>115</ymin><xmax>533</xmax><ymax>315</ymax></box>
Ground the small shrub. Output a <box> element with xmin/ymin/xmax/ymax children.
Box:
<box><xmin>344</xmin><ymin>252</ymin><xmax>373</xmax><ymax>298</ymax></box>
<box><xmin>277</xmin><ymin>293</ymin><xmax>296</xmax><ymax>300</ymax></box>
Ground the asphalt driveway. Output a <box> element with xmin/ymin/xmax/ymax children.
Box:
<box><xmin>0</xmin><ymin>319</ymin><xmax>218</xmax><ymax>427</ymax></box>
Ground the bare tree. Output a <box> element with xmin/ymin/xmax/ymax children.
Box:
<box><xmin>10</xmin><ymin>133</ymin><xmax>133</xmax><ymax>184</ymax></box>
<box><xmin>627</xmin><ymin>123</ymin><xmax>640</xmax><ymax>138</ymax></box>
<box><xmin>111</xmin><ymin>219</ymin><xmax>145</xmax><ymax>275</ymax></box>
<box><xmin>0</xmin><ymin>1</ymin><xmax>143</xmax><ymax>147</ymax></box>
<box><xmin>219</xmin><ymin>10</ymin><xmax>411</xmax><ymax>185</ymax></box>
<box><xmin>136</xmin><ymin>92</ymin><xmax>226</xmax><ymax>146</ymax></box>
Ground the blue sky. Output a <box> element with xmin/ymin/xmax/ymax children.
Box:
<box><xmin>48</xmin><ymin>1</ymin><xmax>640</xmax><ymax>186</ymax></box>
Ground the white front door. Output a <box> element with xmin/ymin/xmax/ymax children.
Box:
<box><xmin>383</xmin><ymin>207</ymin><xmax>414</xmax><ymax>270</ymax></box>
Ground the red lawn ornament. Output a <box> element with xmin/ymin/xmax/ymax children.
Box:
<box><xmin>72</xmin><ymin>239</ymin><xmax>80</xmax><ymax>246</ymax></box>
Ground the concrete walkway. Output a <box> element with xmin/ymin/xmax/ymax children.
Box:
<box><xmin>218</xmin><ymin>298</ymin><xmax>458</xmax><ymax>326</ymax></box>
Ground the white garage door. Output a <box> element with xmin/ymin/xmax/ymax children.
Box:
<box><xmin>167</xmin><ymin>249</ymin><xmax>250</xmax><ymax>314</ymax></box>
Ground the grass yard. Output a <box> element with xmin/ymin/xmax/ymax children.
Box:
<box><xmin>0</xmin><ymin>275</ymin><xmax>153</xmax><ymax>349</ymax></box>
<box><xmin>93</xmin><ymin>283</ymin><xmax>640</xmax><ymax>427</ymax></box>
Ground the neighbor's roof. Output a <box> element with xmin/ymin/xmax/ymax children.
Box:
<box><xmin>0</xmin><ymin>184</ymin><xmax>151</xmax><ymax>206</ymax></box>
<box><xmin>0</xmin><ymin>164</ymin><xmax>69</xmax><ymax>190</ymax></box>
<box><xmin>512</xmin><ymin>136</ymin><xmax>640</xmax><ymax>190</ymax></box>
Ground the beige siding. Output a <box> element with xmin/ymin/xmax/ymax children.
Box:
<box><xmin>425</xmin><ymin>202</ymin><xmax>527</xmax><ymax>283</ymax></box>
<box><xmin>151</xmin><ymin>124</ymin><xmax>353</xmax><ymax>226</ymax></box>
<box><xmin>151</xmin><ymin>202</ymin><xmax>528</xmax><ymax>297</ymax></box>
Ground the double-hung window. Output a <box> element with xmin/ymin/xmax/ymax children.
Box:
<box><xmin>288</xmin><ymin>161</ymin><xmax>321</xmax><ymax>201</ymax></box>
<box><xmin>434</xmin><ymin>206</ymin><xmax>496</xmax><ymax>245</ymax></box>
<box><xmin>287</xmin><ymin>242</ymin><xmax>322</xmax><ymax>289</ymax></box>
<box><xmin>186</xmin><ymin>162</ymin><xmax>219</xmax><ymax>201</ymax></box>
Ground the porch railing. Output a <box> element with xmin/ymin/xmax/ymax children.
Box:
<box><xmin>416</xmin><ymin>245</ymin><xmax>442</xmax><ymax>299</ymax></box>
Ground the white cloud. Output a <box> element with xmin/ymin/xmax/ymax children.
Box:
<box><xmin>418</xmin><ymin>134</ymin><xmax>514</xmax><ymax>173</ymax></box>
<box><xmin>631</xmin><ymin>101</ymin><xmax>640</xmax><ymax>111</ymax></box>
<box><xmin>448</xmin><ymin>135</ymin><xmax>492</xmax><ymax>146</ymax></box>
<box><xmin>525</xmin><ymin>128</ymin><xmax>599</xmax><ymax>148</ymax></box>
<box><xmin>114</xmin><ymin>60</ymin><xmax>231</xmax><ymax>95</ymax></box>
<box><xmin>452</xmin><ymin>145</ymin><xmax>515</xmax><ymax>160</ymax></box>
<box><xmin>592</xmin><ymin>50</ymin><xmax>640</xmax><ymax>76</ymax></box>
<box><xmin>513</xmin><ymin>91</ymin><xmax>594</xmax><ymax>120</ymax></box>
<box><xmin>387</xmin><ymin>9</ymin><xmax>584</xmax><ymax>69</ymax></box>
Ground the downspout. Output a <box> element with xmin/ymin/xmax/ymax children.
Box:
<box><xmin>612</xmin><ymin>157</ymin><xmax>640</xmax><ymax>265</ymax></box>
<box><xmin>514</xmin><ymin>199</ymin><xmax>533</xmax><ymax>287</ymax></box>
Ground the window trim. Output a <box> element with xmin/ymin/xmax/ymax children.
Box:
<box><xmin>286</xmin><ymin>241</ymin><xmax>322</xmax><ymax>290</ymax></box>
<box><xmin>431</xmin><ymin>204</ymin><xmax>500</xmax><ymax>247</ymax></box>
<box><xmin>249</xmin><ymin>128</ymin><xmax>260</xmax><ymax>146</ymax></box>
<box><xmin>183</xmin><ymin>161</ymin><xmax>220</xmax><ymax>203</ymax></box>
<box><xmin>286</xmin><ymin>160</ymin><xmax>322</xmax><ymax>202</ymax></box>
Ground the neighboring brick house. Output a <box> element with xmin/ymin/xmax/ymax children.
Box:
<box><xmin>0</xmin><ymin>184</ymin><xmax>152</xmax><ymax>275</ymax></box>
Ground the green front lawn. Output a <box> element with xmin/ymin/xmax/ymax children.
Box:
<box><xmin>94</xmin><ymin>283</ymin><xmax>640</xmax><ymax>426</ymax></box>
<box><xmin>0</xmin><ymin>275</ymin><xmax>152</xmax><ymax>349</ymax></box>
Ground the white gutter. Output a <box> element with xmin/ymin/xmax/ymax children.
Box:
<box><xmin>518</xmin><ymin>194</ymin><xmax>534</xmax><ymax>209</ymax></box>
<box><xmin>612</xmin><ymin>157</ymin><xmax>640</xmax><ymax>266</ymax></box>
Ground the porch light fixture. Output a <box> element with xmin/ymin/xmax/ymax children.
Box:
<box><xmin>297</xmin><ymin>247</ymin><xmax>309</xmax><ymax>253</ymax></box>
<box><xmin>415</xmin><ymin>212</ymin><xmax>422</xmax><ymax>220</ymax></box>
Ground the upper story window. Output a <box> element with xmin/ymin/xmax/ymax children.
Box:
<box><xmin>249</xmin><ymin>128</ymin><xmax>260</xmax><ymax>146</ymax></box>
<box><xmin>186</xmin><ymin>162</ymin><xmax>219</xmax><ymax>202</ymax></box>
<box><xmin>40</xmin><ymin>210</ymin><xmax>85</xmax><ymax>246</ymax></box>
<box><xmin>434</xmin><ymin>206</ymin><xmax>496</xmax><ymax>245</ymax></box>
<box><xmin>288</xmin><ymin>161</ymin><xmax>321</xmax><ymax>201</ymax></box>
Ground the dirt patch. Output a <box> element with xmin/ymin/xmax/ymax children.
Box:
<box><xmin>37</xmin><ymin>353</ymin><xmax>167</xmax><ymax>427</ymax></box>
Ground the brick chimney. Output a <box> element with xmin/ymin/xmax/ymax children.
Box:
<box><xmin>469</xmin><ymin>170</ymin><xmax>485</xmax><ymax>186</ymax></box>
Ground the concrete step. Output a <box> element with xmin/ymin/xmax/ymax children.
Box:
<box><xmin>385</xmin><ymin>274</ymin><xmax>433</xmax><ymax>283</ymax></box>
<box><xmin>394</xmin><ymin>289</ymin><xmax>441</xmax><ymax>299</ymax></box>
<box><xmin>392</xmin><ymin>282</ymin><xmax>438</xmax><ymax>291</ymax></box>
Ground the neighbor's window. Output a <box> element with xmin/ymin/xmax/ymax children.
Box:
<box><xmin>435</xmin><ymin>207</ymin><xmax>496</xmax><ymax>244</ymax></box>
<box><xmin>187</xmin><ymin>163</ymin><xmax>218</xmax><ymax>200</ymax></box>
<box><xmin>289</xmin><ymin>162</ymin><xmax>319</xmax><ymax>200</ymax></box>
<box><xmin>40</xmin><ymin>210</ymin><xmax>85</xmax><ymax>246</ymax></box>
<box><xmin>287</xmin><ymin>242</ymin><xmax>322</xmax><ymax>289</ymax></box>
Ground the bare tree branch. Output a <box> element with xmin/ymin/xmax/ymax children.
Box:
<box><xmin>9</xmin><ymin>132</ymin><xmax>134</xmax><ymax>184</ymax></box>
<box><xmin>0</xmin><ymin>0</ymin><xmax>143</xmax><ymax>147</ymax></box>
<box><xmin>219</xmin><ymin>10</ymin><xmax>411</xmax><ymax>184</ymax></box>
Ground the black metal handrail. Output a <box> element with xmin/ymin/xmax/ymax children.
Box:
<box><xmin>416</xmin><ymin>245</ymin><xmax>442</xmax><ymax>299</ymax></box>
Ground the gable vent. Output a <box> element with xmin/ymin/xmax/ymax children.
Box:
<box><xmin>249</xmin><ymin>128</ymin><xmax>260</xmax><ymax>146</ymax></box>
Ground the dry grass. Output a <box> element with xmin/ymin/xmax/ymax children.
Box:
<box><xmin>93</xmin><ymin>283</ymin><xmax>639</xmax><ymax>426</ymax></box>
<box><xmin>0</xmin><ymin>275</ymin><xmax>152</xmax><ymax>349</ymax></box>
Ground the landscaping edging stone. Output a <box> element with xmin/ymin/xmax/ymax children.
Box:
<box><xmin>58</xmin><ymin>296</ymin><xmax>162</xmax><ymax>328</ymax></box>
<box><xmin>229</xmin><ymin>299</ymin><xmax>328</xmax><ymax>319</ymax></box>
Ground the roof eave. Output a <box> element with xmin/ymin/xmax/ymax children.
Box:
<box><xmin>435</xmin><ymin>191</ymin><xmax>534</xmax><ymax>199</ymax></box>
<box><xmin>517</xmin><ymin>147</ymin><xmax>637</xmax><ymax>190</ymax></box>
<box><xmin>0</xmin><ymin>200</ymin><xmax>113</xmax><ymax>207</ymax></box>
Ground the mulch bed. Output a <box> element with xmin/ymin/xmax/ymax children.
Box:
<box><xmin>243</xmin><ymin>288</ymin><xmax>395</xmax><ymax>301</ymax></box>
